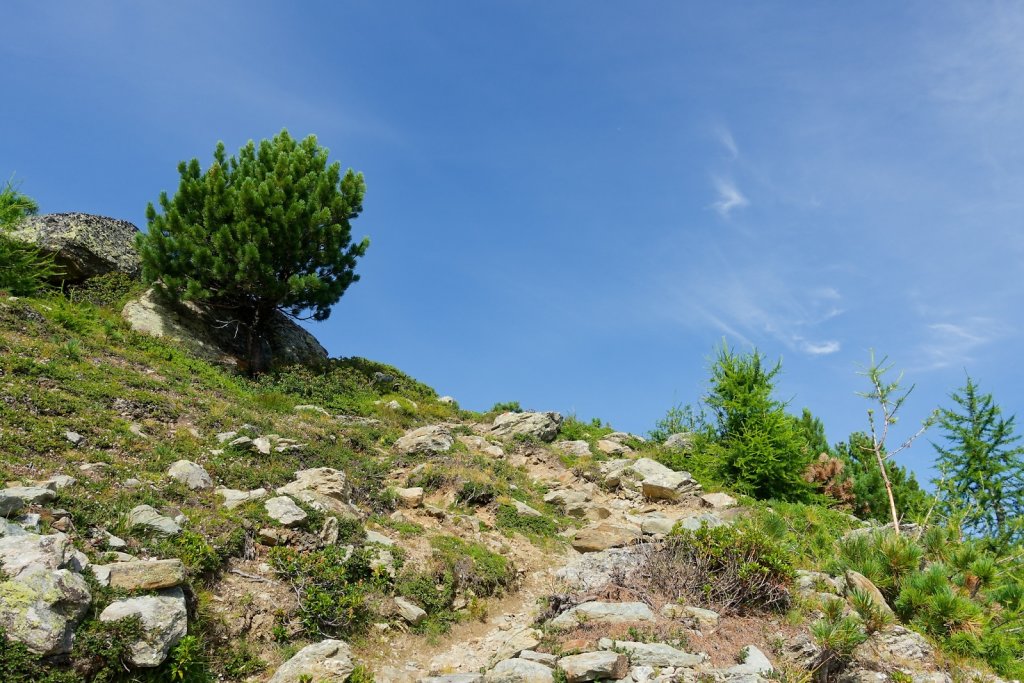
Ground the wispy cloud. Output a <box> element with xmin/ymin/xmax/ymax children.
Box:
<box><xmin>714</xmin><ymin>125</ymin><xmax>739</xmax><ymax>159</ymax></box>
<box><xmin>711</xmin><ymin>176</ymin><xmax>749</xmax><ymax>217</ymax></box>
<box><xmin>911</xmin><ymin>318</ymin><xmax>1004</xmax><ymax>372</ymax></box>
<box><xmin>799</xmin><ymin>339</ymin><xmax>841</xmax><ymax>355</ymax></box>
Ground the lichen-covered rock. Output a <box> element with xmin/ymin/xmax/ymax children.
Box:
<box><xmin>8</xmin><ymin>212</ymin><xmax>141</xmax><ymax>283</ymax></box>
<box><xmin>99</xmin><ymin>588</ymin><xmax>187</xmax><ymax>667</ymax></box>
<box><xmin>490</xmin><ymin>412</ymin><xmax>563</xmax><ymax>442</ymax></box>
<box><xmin>91</xmin><ymin>559</ymin><xmax>185</xmax><ymax>591</ymax></box>
<box><xmin>269</xmin><ymin>638</ymin><xmax>354</xmax><ymax>682</ymax></box>
<box><xmin>0</xmin><ymin>565</ymin><xmax>91</xmax><ymax>655</ymax></box>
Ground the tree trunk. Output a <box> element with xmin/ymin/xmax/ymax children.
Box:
<box><xmin>874</xmin><ymin>443</ymin><xmax>900</xmax><ymax>532</ymax></box>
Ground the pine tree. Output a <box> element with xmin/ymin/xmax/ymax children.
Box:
<box><xmin>0</xmin><ymin>177</ymin><xmax>59</xmax><ymax>295</ymax></box>
<box><xmin>705</xmin><ymin>342</ymin><xmax>813</xmax><ymax>501</ymax></box>
<box><xmin>933</xmin><ymin>376</ymin><xmax>1024</xmax><ymax>548</ymax></box>
<box><xmin>138</xmin><ymin>130</ymin><xmax>369</xmax><ymax>373</ymax></box>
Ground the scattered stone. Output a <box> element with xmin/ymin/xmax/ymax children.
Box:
<box><xmin>365</xmin><ymin>529</ymin><xmax>395</xmax><ymax>546</ymax></box>
<box><xmin>1</xmin><ymin>486</ymin><xmax>57</xmax><ymax>507</ymax></box>
<box><xmin>726</xmin><ymin>645</ymin><xmax>774</xmax><ymax>677</ymax></box>
<box><xmin>269</xmin><ymin>638</ymin><xmax>354</xmax><ymax>683</ymax></box>
<box><xmin>397</xmin><ymin>487</ymin><xmax>425</xmax><ymax>508</ymax></box>
<box><xmin>664</xmin><ymin>432</ymin><xmax>694</xmax><ymax>450</ymax></box>
<box><xmin>852</xmin><ymin>625</ymin><xmax>934</xmax><ymax>670</ymax></box>
<box><xmin>519</xmin><ymin>650</ymin><xmax>558</xmax><ymax>667</ymax></box>
<box><xmin>92</xmin><ymin>559</ymin><xmax>185</xmax><ymax>590</ymax></box>
<box><xmin>459</xmin><ymin>435</ymin><xmax>505</xmax><ymax>457</ymax></box>
<box><xmin>489</xmin><ymin>626</ymin><xmax>543</xmax><ymax>666</ymax></box>
<box><xmin>554</xmin><ymin>440</ymin><xmax>592</xmax><ymax>457</ymax></box>
<box><xmin>700</xmin><ymin>492</ymin><xmax>738</xmax><ymax>509</ymax></box>
<box><xmin>549</xmin><ymin>601</ymin><xmax>656</xmax><ymax>629</ymax></box>
<box><xmin>0</xmin><ymin>565</ymin><xmax>91</xmax><ymax>655</ymax></box>
<box><xmin>123</xmin><ymin>478</ymin><xmax>142</xmax><ymax>488</ymax></box>
<box><xmin>295</xmin><ymin>404</ymin><xmax>331</xmax><ymax>416</ymax></box>
<box><xmin>215</xmin><ymin>431</ymin><xmax>238</xmax><ymax>443</ymax></box>
<box><xmin>571</xmin><ymin>523</ymin><xmax>641</xmax><ymax>552</ymax></box>
<box><xmin>674</xmin><ymin>512</ymin><xmax>727</xmax><ymax>532</ymax></box>
<box><xmin>64</xmin><ymin>431</ymin><xmax>85</xmax><ymax>446</ymax></box>
<box><xmin>216</xmin><ymin>487</ymin><xmax>268</xmax><ymax>510</ymax></box>
<box><xmin>490</xmin><ymin>412</ymin><xmax>563</xmax><ymax>442</ymax></box>
<box><xmin>278</xmin><ymin>467</ymin><xmax>349</xmax><ymax>501</ymax></box>
<box><xmin>598</xmin><ymin>639</ymin><xmax>707</xmax><ymax>667</ymax></box>
<box><xmin>99</xmin><ymin>588</ymin><xmax>187</xmax><ymax>667</ymax></box>
<box><xmin>512</xmin><ymin>500</ymin><xmax>543</xmax><ymax>517</ymax></box>
<box><xmin>638</xmin><ymin>513</ymin><xmax>677</xmax><ymax>536</ymax></box>
<box><xmin>394</xmin><ymin>597</ymin><xmax>427</xmax><ymax>625</ymax></box>
<box><xmin>78</xmin><ymin>462</ymin><xmax>109</xmax><ymax>474</ymax></box>
<box><xmin>422</xmin><ymin>676</ymin><xmax>483</xmax><ymax>683</ymax></box>
<box><xmin>487</xmin><ymin>658</ymin><xmax>554</xmax><ymax>682</ymax></box>
<box><xmin>0</xmin><ymin>532</ymin><xmax>73</xmax><ymax>575</ymax></box>
<box><xmin>129</xmin><ymin>423</ymin><xmax>148</xmax><ymax>438</ymax></box>
<box><xmin>370</xmin><ymin>548</ymin><xmax>396</xmax><ymax>578</ymax></box>
<box><xmin>265</xmin><ymin>496</ymin><xmax>308</xmax><ymax>527</ymax></box>
<box><xmin>394</xmin><ymin>425</ymin><xmax>455</xmax><ymax>454</ymax></box>
<box><xmin>166</xmin><ymin>460</ymin><xmax>213</xmax><ymax>490</ymax></box>
<box><xmin>128</xmin><ymin>505</ymin><xmax>181</xmax><ymax>536</ymax></box>
<box><xmin>253</xmin><ymin>436</ymin><xmax>272</xmax><ymax>455</ymax></box>
<box><xmin>596</xmin><ymin>439</ymin><xmax>631</xmax><ymax>456</ymax></box>
<box><xmin>558</xmin><ymin>651</ymin><xmax>628</xmax><ymax>683</ymax></box>
<box><xmin>38</xmin><ymin>475</ymin><xmax>76</xmax><ymax>490</ymax></box>
<box><xmin>543</xmin><ymin>489</ymin><xmax>589</xmax><ymax>511</ymax></box>
<box><xmin>0</xmin><ymin>492</ymin><xmax>24</xmax><ymax>517</ymax></box>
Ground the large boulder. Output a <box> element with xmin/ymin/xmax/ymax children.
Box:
<box><xmin>490</xmin><ymin>412</ymin><xmax>563</xmax><ymax>442</ymax></box>
<box><xmin>122</xmin><ymin>288</ymin><xmax>328</xmax><ymax>369</ymax></box>
<box><xmin>99</xmin><ymin>588</ymin><xmax>188</xmax><ymax>667</ymax></box>
<box><xmin>7</xmin><ymin>212</ymin><xmax>142</xmax><ymax>283</ymax></box>
<box><xmin>0</xmin><ymin>565</ymin><xmax>92</xmax><ymax>655</ymax></box>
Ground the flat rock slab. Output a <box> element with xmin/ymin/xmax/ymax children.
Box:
<box><xmin>598</xmin><ymin>639</ymin><xmax>707</xmax><ymax>667</ymax></box>
<box><xmin>277</xmin><ymin>467</ymin><xmax>349</xmax><ymax>500</ymax></box>
<box><xmin>92</xmin><ymin>559</ymin><xmax>185</xmax><ymax>590</ymax></box>
<box><xmin>216</xmin><ymin>487</ymin><xmax>268</xmax><ymax>510</ymax></box>
<box><xmin>269</xmin><ymin>638</ymin><xmax>354</xmax><ymax>682</ymax></box>
<box><xmin>571</xmin><ymin>523</ymin><xmax>641</xmax><ymax>552</ymax></box>
<box><xmin>487</xmin><ymin>658</ymin><xmax>554</xmax><ymax>682</ymax></box>
<box><xmin>549</xmin><ymin>601</ymin><xmax>656</xmax><ymax>629</ymax></box>
<box><xmin>558</xmin><ymin>651</ymin><xmax>628</xmax><ymax>683</ymax></box>
<box><xmin>1</xmin><ymin>486</ymin><xmax>57</xmax><ymax>507</ymax></box>
<box><xmin>265</xmin><ymin>496</ymin><xmax>307</xmax><ymax>527</ymax></box>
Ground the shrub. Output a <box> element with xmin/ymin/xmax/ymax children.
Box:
<box><xmin>495</xmin><ymin>503</ymin><xmax>558</xmax><ymax>541</ymax></box>
<box><xmin>621</xmin><ymin>522</ymin><xmax>794</xmax><ymax>615</ymax></box>
<box><xmin>0</xmin><ymin>178</ymin><xmax>60</xmax><ymax>296</ymax></box>
<box><xmin>810</xmin><ymin>598</ymin><xmax>868</xmax><ymax>676</ymax></box>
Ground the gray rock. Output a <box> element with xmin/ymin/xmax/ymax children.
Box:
<box><xmin>558</xmin><ymin>651</ymin><xmax>628</xmax><ymax>682</ymax></box>
<box><xmin>519</xmin><ymin>650</ymin><xmax>558</xmax><ymax>667</ymax></box>
<box><xmin>394</xmin><ymin>596</ymin><xmax>427</xmax><ymax>625</ymax></box>
<box><xmin>664</xmin><ymin>432</ymin><xmax>694</xmax><ymax>451</ymax></box>
<box><xmin>9</xmin><ymin>212</ymin><xmax>141</xmax><ymax>282</ymax></box>
<box><xmin>700</xmin><ymin>492</ymin><xmax>738</xmax><ymax>509</ymax></box>
<box><xmin>638</xmin><ymin>513</ymin><xmax>677</xmax><ymax>536</ymax></box>
<box><xmin>0</xmin><ymin>532</ymin><xmax>73</xmax><ymax>575</ymax></box>
<box><xmin>675</xmin><ymin>513</ymin><xmax>727</xmax><ymax>532</ymax></box>
<box><xmin>549</xmin><ymin>601</ymin><xmax>656</xmax><ymax>629</ymax></box>
<box><xmin>0</xmin><ymin>518</ymin><xmax>28</xmax><ymax>537</ymax></box>
<box><xmin>38</xmin><ymin>475</ymin><xmax>77</xmax><ymax>490</ymax></box>
<box><xmin>100</xmin><ymin>588</ymin><xmax>187</xmax><ymax>667</ymax></box>
<box><xmin>555</xmin><ymin>546</ymin><xmax>649</xmax><ymax>591</ymax></box>
<box><xmin>851</xmin><ymin>625</ymin><xmax>934</xmax><ymax>670</ymax></box>
<box><xmin>269</xmin><ymin>638</ymin><xmax>354</xmax><ymax>682</ymax></box>
<box><xmin>571</xmin><ymin>523</ymin><xmax>641</xmax><ymax>552</ymax></box>
<box><xmin>439</xmin><ymin>395</ymin><xmax>457</xmax><ymax>405</ymax></box>
<box><xmin>265</xmin><ymin>496</ymin><xmax>308</xmax><ymax>527</ymax></box>
<box><xmin>122</xmin><ymin>288</ymin><xmax>327</xmax><ymax>368</ymax></box>
<box><xmin>513</xmin><ymin>500</ymin><xmax>543</xmax><ymax>517</ymax></box>
<box><xmin>596</xmin><ymin>439</ymin><xmax>632</xmax><ymax>456</ymax></box>
<box><xmin>422</xmin><ymin>676</ymin><xmax>484</xmax><ymax>683</ymax></box>
<box><xmin>397</xmin><ymin>486</ymin><xmax>425</xmax><ymax>508</ymax></box>
<box><xmin>487</xmin><ymin>658</ymin><xmax>554</xmax><ymax>682</ymax></box>
<box><xmin>128</xmin><ymin>505</ymin><xmax>181</xmax><ymax>535</ymax></box>
<box><xmin>489</xmin><ymin>626</ymin><xmax>543</xmax><ymax>667</ymax></box>
<box><xmin>727</xmin><ymin>645</ymin><xmax>774</xmax><ymax>676</ymax></box>
<box><xmin>294</xmin><ymin>404</ymin><xmax>331</xmax><ymax>416</ymax></box>
<box><xmin>166</xmin><ymin>460</ymin><xmax>213</xmax><ymax>490</ymax></box>
<box><xmin>394</xmin><ymin>425</ymin><xmax>455</xmax><ymax>454</ymax></box>
<box><xmin>91</xmin><ymin>559</ymin><xmax>185</xmax><ymax>590</ymax></box>
<box><xmin>554</xmin><ymin>440</ymin><xmax>592</xmax><ymax>457</ymax></box>
<box><xmin>490</xmin><ymin>412</ymin><xmax>563</xmax><ymax>442</ymax></box>
<box><xmin>543</xmin><ymin>489</ymin><xmax>589</xmax><ymax>510</ymax></box>
<box><xmin>598</xmin><ymin>639</ymin><xmax>707</xmax><ymax>667</ymax></box>
<box><xmin>216</xmin><ymin>487</ymin><xmax>267</xmax><ymax>510</ymax></box>
<box><xmin>0</xmin><ymin>565</ymin><xmax>92</xmax><ymax>655</ymax></box>
<box><xmin>65</xmin><ymin>431</ymin><xmax>85</xmax><ymax>446</ymax></box>
<box><xmin>365</xmin><ymin>529</ymin><xmax>395</xmax><ymax>546</ymax></box>
<box><xmin>844</xmin><ymin>570</ymin><xmax>895</xmax><ymax>617</ymax></box>
<box><xmin>459</xmin><ymin>434</ymin><xmax>505</xmax><ymax>457</ymax></box>
<box><xmin>1</xmin><ymin>486</ymin><xmax>57</xmax><ymax>507</ymax></box>
<box><xmin>277</xmin><ymin>467</ymin><xmax>350</xmax><ymax>501</ymax></box>
<box><xmin>0</xmin><ymin>492</ymin><xmax>24</xmax><ymax>518</ymax></box>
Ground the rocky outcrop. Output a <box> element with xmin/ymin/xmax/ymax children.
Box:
<box><xmin>490</xmin><ymin>412</ymin><xmax>563</xmax><ymax>442</ymax></box>
<box><xmin>122</xmin><ymin>288</ymin><xmax>328</xmax><ymax>368</ymax></box>
<box><xmin>7</xmin><ymin>212</ymin><xmax>141</xmax><ymax>283</ymax></box>
<box><xmin>394</xmin><ymin>425</ymin><xmax>454</xmax><ymax>454</ymax></box>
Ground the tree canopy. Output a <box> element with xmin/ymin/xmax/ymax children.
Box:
<box><xmin>138</xmin><ymin>130</ymin><xmax>369</xmax><ymax>372</ymax></box>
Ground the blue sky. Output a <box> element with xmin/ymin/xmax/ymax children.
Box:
<box><xmin>5</xmin><ymin>2</ymin><xmax>1023</xmax><ymax>483</ymax></box>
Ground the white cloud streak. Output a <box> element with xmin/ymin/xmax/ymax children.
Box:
<box><xmin>711</xmin><ymin>176</ymin><xmax>749</xmax><ymax>217</ymax></box>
